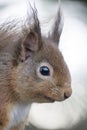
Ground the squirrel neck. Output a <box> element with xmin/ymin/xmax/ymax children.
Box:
<box><xmin>7</xmin><ymin>103</ymin><xmax>31</xmax><ymax>130</ymax></box>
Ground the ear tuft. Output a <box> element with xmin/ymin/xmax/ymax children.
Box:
<box><xmin>48</xmin><ymin>1</ymin><xmax>64</xmax><ymax>46</ymax></box>
<box><xmin>22</xmin><ymin>5</ymin><xmax>42</xmax><ymax>52</ymax></box>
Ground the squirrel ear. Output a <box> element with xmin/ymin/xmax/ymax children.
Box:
<box><xmin>16</xmin><ymin>7</ymin><xmax>42</xmax><ymax>63</ymax></box>
<box><xmin>23</xmin><ymin>7</ymin><xmax>42</xmax><ymax>52</ymax></box>
<box><xmin>48</xmin><ymin>3</ymin><xmax>64</xmax><ymax>46</ymax></box>
<box><xmin>23</xmin><ymin>30</ymin><xmax>41</xmax><ymax>52</ymax></box>
<box><xmin>17</xmin><ymin>30</ymin><xmax>41</xmax><ymax>63</ymax></box>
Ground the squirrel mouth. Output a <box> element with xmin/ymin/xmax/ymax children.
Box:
<box><xmin>44</xmin><ymin>96</ymin><xmax>55</xmax><ymax>102</ymax></box>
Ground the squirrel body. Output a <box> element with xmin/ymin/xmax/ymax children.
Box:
<box><xmin>0</xmin><ymin>5</ymin><xmax>72</xmax><ymax>130</ymax></box>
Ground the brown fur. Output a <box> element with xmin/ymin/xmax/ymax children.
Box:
<box><xmin>0</xmin><ymin>6</ymin><xmax>72</xmax><ymax>130</ymax></box>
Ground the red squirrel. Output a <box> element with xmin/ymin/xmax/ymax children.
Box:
<box><xmin>0</xmin><ymin>4</ymin><xmax>72</xmax><ymax>130</ymax></box>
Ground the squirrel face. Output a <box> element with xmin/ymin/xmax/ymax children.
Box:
<box><xmin>10</xmin><ymin>36</ymin><xmax>72</xmax><ymax>103</ymax></box>
<box><xmin>0</xmin><ymin>7</ymin><xmax>72</xmax><ymax>103</ymax></box>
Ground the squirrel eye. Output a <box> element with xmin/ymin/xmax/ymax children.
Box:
<box><xmin>40</xmin><ymin>66</ymin><xmax>50</xmax><ymax>76</ymax></box>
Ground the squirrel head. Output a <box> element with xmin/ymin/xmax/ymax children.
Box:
<box><xmin>8</xmin><ymin>7</ymin><xmax>72</xmax><ymax>103</ymax></box>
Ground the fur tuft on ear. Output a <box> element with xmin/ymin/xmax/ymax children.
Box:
<box><xmin>48</xmin><ymin>1</ymin><xmax>64</xmax><ymax>46</ymax></box>
<box><xmin>22</xmin><ymin>5</ymin><xmax>42</xmax><ymax>52</ymax></box>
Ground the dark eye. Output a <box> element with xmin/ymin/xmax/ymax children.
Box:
<box><xmin>40</xmin><ymin>66</ymin><xmax>50</xmax><ymax>76</ymax></box>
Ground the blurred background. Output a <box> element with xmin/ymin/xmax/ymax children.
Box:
<box><xmin>0</xmin><ymin>0</ymin><xmax>87</xmax><ymax>130</ymax></box>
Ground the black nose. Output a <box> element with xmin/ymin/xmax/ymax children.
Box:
<box><xmin>64</xmin><ymin>90</ymin><xmax>72</xmax><ymax>99</ymax></box>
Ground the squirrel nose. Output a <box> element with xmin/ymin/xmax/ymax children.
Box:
<box><xmin>64</xmin><ymin>89</ymin><xmax>72</xmax><ymax>99</ymax></box>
